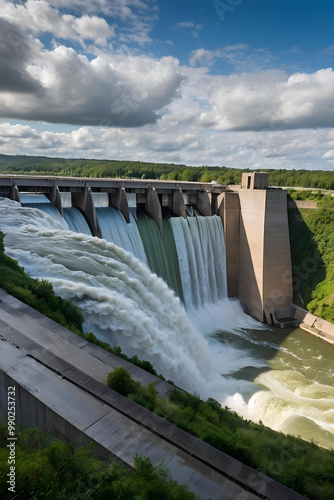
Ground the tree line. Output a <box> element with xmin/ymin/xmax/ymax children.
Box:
<box><xmin>0</xmin><ymin>154</ymin><xmax>333</xmax><ymax>189</ymax></box>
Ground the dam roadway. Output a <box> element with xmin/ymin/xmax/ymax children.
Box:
<box><xmin>0</xmin><ymin>289</ymin><xmax>306</xmax><ymax>500</ymax></box>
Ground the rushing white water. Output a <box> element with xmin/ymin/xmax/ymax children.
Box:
<box><xmin>1</xmin><ymin>197</ymin><xmax>334</xmax><ymax>448</ymax></box>
<box><xmin>21</xmin><ymin>194</ymin><xmax>67</xmax><ymax>226</ymax></box>
<box><xmin>96</xmin><ymin>207</ymin><xmax>147</xmax><ymax>264</ymax></box>
<box><xmin>0</xmin><ymin>198</ymin><xmax>222</xmax><ymax>394</ymax></box>
<box><xmin>221</xmin><ymin>326</ymin><xmax>334</xmax><ymax>449</ymax></box>
<box><xmin>63</xmin><ymin>207</ymin><xmax>92</xmax><ymax>235</ymax></box>
<box><xmin>171</xmin><ymin>216</ymin><xmax>228</xmax><ymax>309</ymax></box>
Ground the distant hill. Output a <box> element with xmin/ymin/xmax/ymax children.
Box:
<box><xmin>0</xmin><ymin>153</ymin><xmax>333</xmax><ymax>188</ymax></box>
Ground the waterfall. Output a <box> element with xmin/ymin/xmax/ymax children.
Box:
<box><xmin>63</xmin><ymin>207</ymin><xmax>92</xmax><ymax>235</ymax></box>
<box><xmin>0</xmin><ymin>198</ymin><xmax>220</xmax><ymax>395</ymax></box>
<box><xmin>0</xmin><ymin>196</ymin><xmax>261</xmax><ymax>402</ymax></box>
<box><xmin>137</xmin><ymin>218</ymin><xmax>183</xmax><ymax>300</ymax></box>
<box><xmin>1</xmin><ymin>195</ymin><xmax>333</xmax><ymax>447</ymax></box>
<box><xmin>171</xmin><ymin>216</ymin><xmax>228</xmax><ymax>309</ymax></box>
<box><xmin>21</xmin><ymin>194</ymin><xmax>67</xmax><ymax>226</ymax></box>
<box><xmin>96</xmin><ymin>207</ymin><xmax>147</xmax><ymax>264</ymax></box>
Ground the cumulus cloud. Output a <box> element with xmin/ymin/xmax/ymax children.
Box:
<box><xmin>1</xmin><ymin>0</ymin><xmax>334</xmax><ymax>172</ymax></box>
<box><xmin>0</xmin><ymin>123</ymin><xmax>39</xmax><ymax>139</ymax></box>
<box><xmin>0</xmin><ymin>0</ymin><xmax>159</xmax><ymax>47</ymax></box>
<box><xmin>0</xmin><ymin>16</ymin><xmax>183</xmax><ymax>127</ymax></box>
<box><xmin>0</xmin><ymin>0</ymin><xmax>115</xmax><ymax>46</ymax></box>
<box><xmin>1</xmin><ymin>120</ymin><xmax>333</xmax><ymax>171</ymax></box>
<box><xmin>0</xmin><ymin>18</ymin><xmax>42</xmax><ymax>93</ymax></box>
<box><xmin>187</xmin><ymin>67</ymin><xmax>334</xmax><ymax>131</ymax></box>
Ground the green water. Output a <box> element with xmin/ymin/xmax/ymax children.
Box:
<box><xmin>216</xmin><ymin>325</ymin><xmax>334</xmax><ymax>448</ymax></box>
<box><xmin>137</xmin><ymin>218</ymin><xmax>184</xmax><ymax>302</ymax></box>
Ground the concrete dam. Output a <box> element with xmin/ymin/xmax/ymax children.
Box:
<box><xmin>0</xmin><ymin>172</ymin><xmax>310</xmax><ymax>499</ymax></box>
<box><xmin>0</xmin><ymin>171</ymin><xmax>294</xmax><ymax>324</ymax></box>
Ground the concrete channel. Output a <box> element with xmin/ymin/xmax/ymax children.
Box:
<box><xmin>0</xmin><ymin>289</ymin><xmax>306</xmax><ymax>499</ymax></box>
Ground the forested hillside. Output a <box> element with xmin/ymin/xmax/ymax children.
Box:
<box><xmin>0</xmin><ymin>154</ymin><xmax>333</xmax><ymax>189</ymax></box>
<box><xmin>288</xmin><ymin>191</ymin><xmax>334</xmax><ymax>323</ymax></box>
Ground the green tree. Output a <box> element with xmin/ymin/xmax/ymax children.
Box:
<box><xmin>107</xmin><ymin>367</ymin><xmax>138</xmax><ymax>396</ymax></box>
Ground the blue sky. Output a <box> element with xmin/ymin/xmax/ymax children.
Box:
<box><xmin>0</xmin><ymin>0</ymin><xmax>334</xmax><ymax>170</ymax></box>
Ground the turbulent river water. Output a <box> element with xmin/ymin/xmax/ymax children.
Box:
<box><xmin>0</xmin><ymin>197</ymin><xmax>333</xmax><ymax>449</ymax></box>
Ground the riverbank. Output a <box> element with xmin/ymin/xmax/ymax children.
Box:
<box><xmin>294</xmin><ymin>304</ymin><xmax>334</xmax><ymax>345</ymax></box>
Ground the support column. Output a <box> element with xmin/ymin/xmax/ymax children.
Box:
<box><xmin>172</xmin><ymin>189</ymin><xmax>187</xmax><ymax>218</ymax></box>
<box><xmin>196</xmin><ymin>190</ymin><xmax>212</xmax><ymax>216</ymax></box>
<box><xmin>109</xmin><ymin>187</ymin><xmax>130</xmax><ymax>222</ymax></box>
<box><xmin>46</xmin><ymin>184</ymin><xmax>62</xmax><ymax>216</ymax></box>
<box><xmin>238</xmin><ymin>189</ymin><xmax>293</xmax><ymax>322</ymax></box>
<box><xmin>146</xmin><ymin>186</ymin><xmax>163</xmax><ymax>236</ymax></box>
<box><xmin>72</xmin><ymin>186</ymin><xmax>101</xmax><ymax>238</ymax></box>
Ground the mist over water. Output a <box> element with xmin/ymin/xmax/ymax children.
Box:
<box><xmin>1</xmin><ymin>197</ymin><xmax>334</xmax><ymax>448</ymax></box>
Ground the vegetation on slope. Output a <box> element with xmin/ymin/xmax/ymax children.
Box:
<box><xmin>287</xmin><ymin>191</ymin><xmax>334</xmax><ymax>322</ymax></box>
<box><xmin>288</xmin><ymin>189</ymin><xmax>334</xmax><ymax>209</ymax></box>
<box><xmin>0</xmin><ymin>231</ymin><xmax>83</xmax><ymax>334</ymax></box>
<box><xmin>0</xmin><ymin>231</ymin><xmax>165</xmax><ymax>377</ymax></box>
<box><xmin>0</xmin><ymin>424</ymin><xmax>195</xmax><ymax>499</ymax></box>
<box><xmin>0</xmin><ymin>153</ymin><xmax>333</xmax><ymax>188</ymax></box>
<box><xmin>107</xmin><ymin>368</ymin><xmax>334</xmax><ymax>500</ymax></box>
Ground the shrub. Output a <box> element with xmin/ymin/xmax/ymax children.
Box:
<box><xmin>106</xmin><ymin>367</ymin><xmax>138</xmax><ymax>396</ymax></box>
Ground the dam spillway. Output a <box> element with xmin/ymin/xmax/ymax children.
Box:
<box><xmin>0</xmin><ymin>173</ymin><xmax>294</xmax><ymax>324</ymax></box>
<box><xmin>1</xmin><ymin>177</ymin><xmax>334</xmax><ymax>451</ymax></box>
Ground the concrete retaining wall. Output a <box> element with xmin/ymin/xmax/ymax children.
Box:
<box><xmin>287</xmin><ymin>200</ymin><xmax>318</xmax><ymax>209</ymax></box>
<box><xmin>294</xmin><ymin>305</ymin><xmax>334</xmax><ymax>344</ymax></box>
<box><xmin>0</xmin><ymin>290</ymin><xmax>306</xmax><ymax>500</ymax></box>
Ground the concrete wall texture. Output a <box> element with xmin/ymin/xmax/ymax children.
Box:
<box><xmin>222</xmin><ymin>188</ymin><xmax>293</xmax><ymax>323</ymax></box>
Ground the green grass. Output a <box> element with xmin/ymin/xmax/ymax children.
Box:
<box><xmin>0</xmin><ymin>425</ymin><xmax>195</xmax><ymax>500</ymax></box>
<box><xmin>108</xmin><ymin>369</ymin><xmax>334</xmax><ymax>500</ymax></box>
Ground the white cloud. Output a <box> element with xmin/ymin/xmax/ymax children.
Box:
<box><xmin>184</xmin><ymin>67</ymin><xmax>334</xmax><ymax>131</ymax></box>
<box><xmin>323</xmin><ymin>150</ymin><xmax>334</xmax><ymax>159</ymax></box>
<box><xmin>0</xmin><ymin>0</ymin><xmax>158</xmax><ymax>46</ymax></box>
<box><xmin>189</xmin><ymin>44</ymin><xmax>276</xmax><ymax>72</ymax></box>
<box><xmin>0</xmin><ymin>17</ymin><xmax>183</xmax><ymax>127</ymax></box>
<box><xmin>1</xmin><ymin>121</ymin><xmax>333</xmax><ymax>171</ymax></box>
<box><xmin>72</xmin><ymin>15</ymin><xmax>115</xmax><ymax>46</ymax></box>
<box><xmin>0</xmin><ymin>0</ymin><xmax>115</xmax><ymax>46</ymax></box>
<box><xmin>190</xmin><ymin>48</ymin><xmax>216</xmax><ymax>68</ymax></box>
<box><xmin>0</xmin><ymin>123</ymin><xmax>39</xmax><ymax>139</ymax></box>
